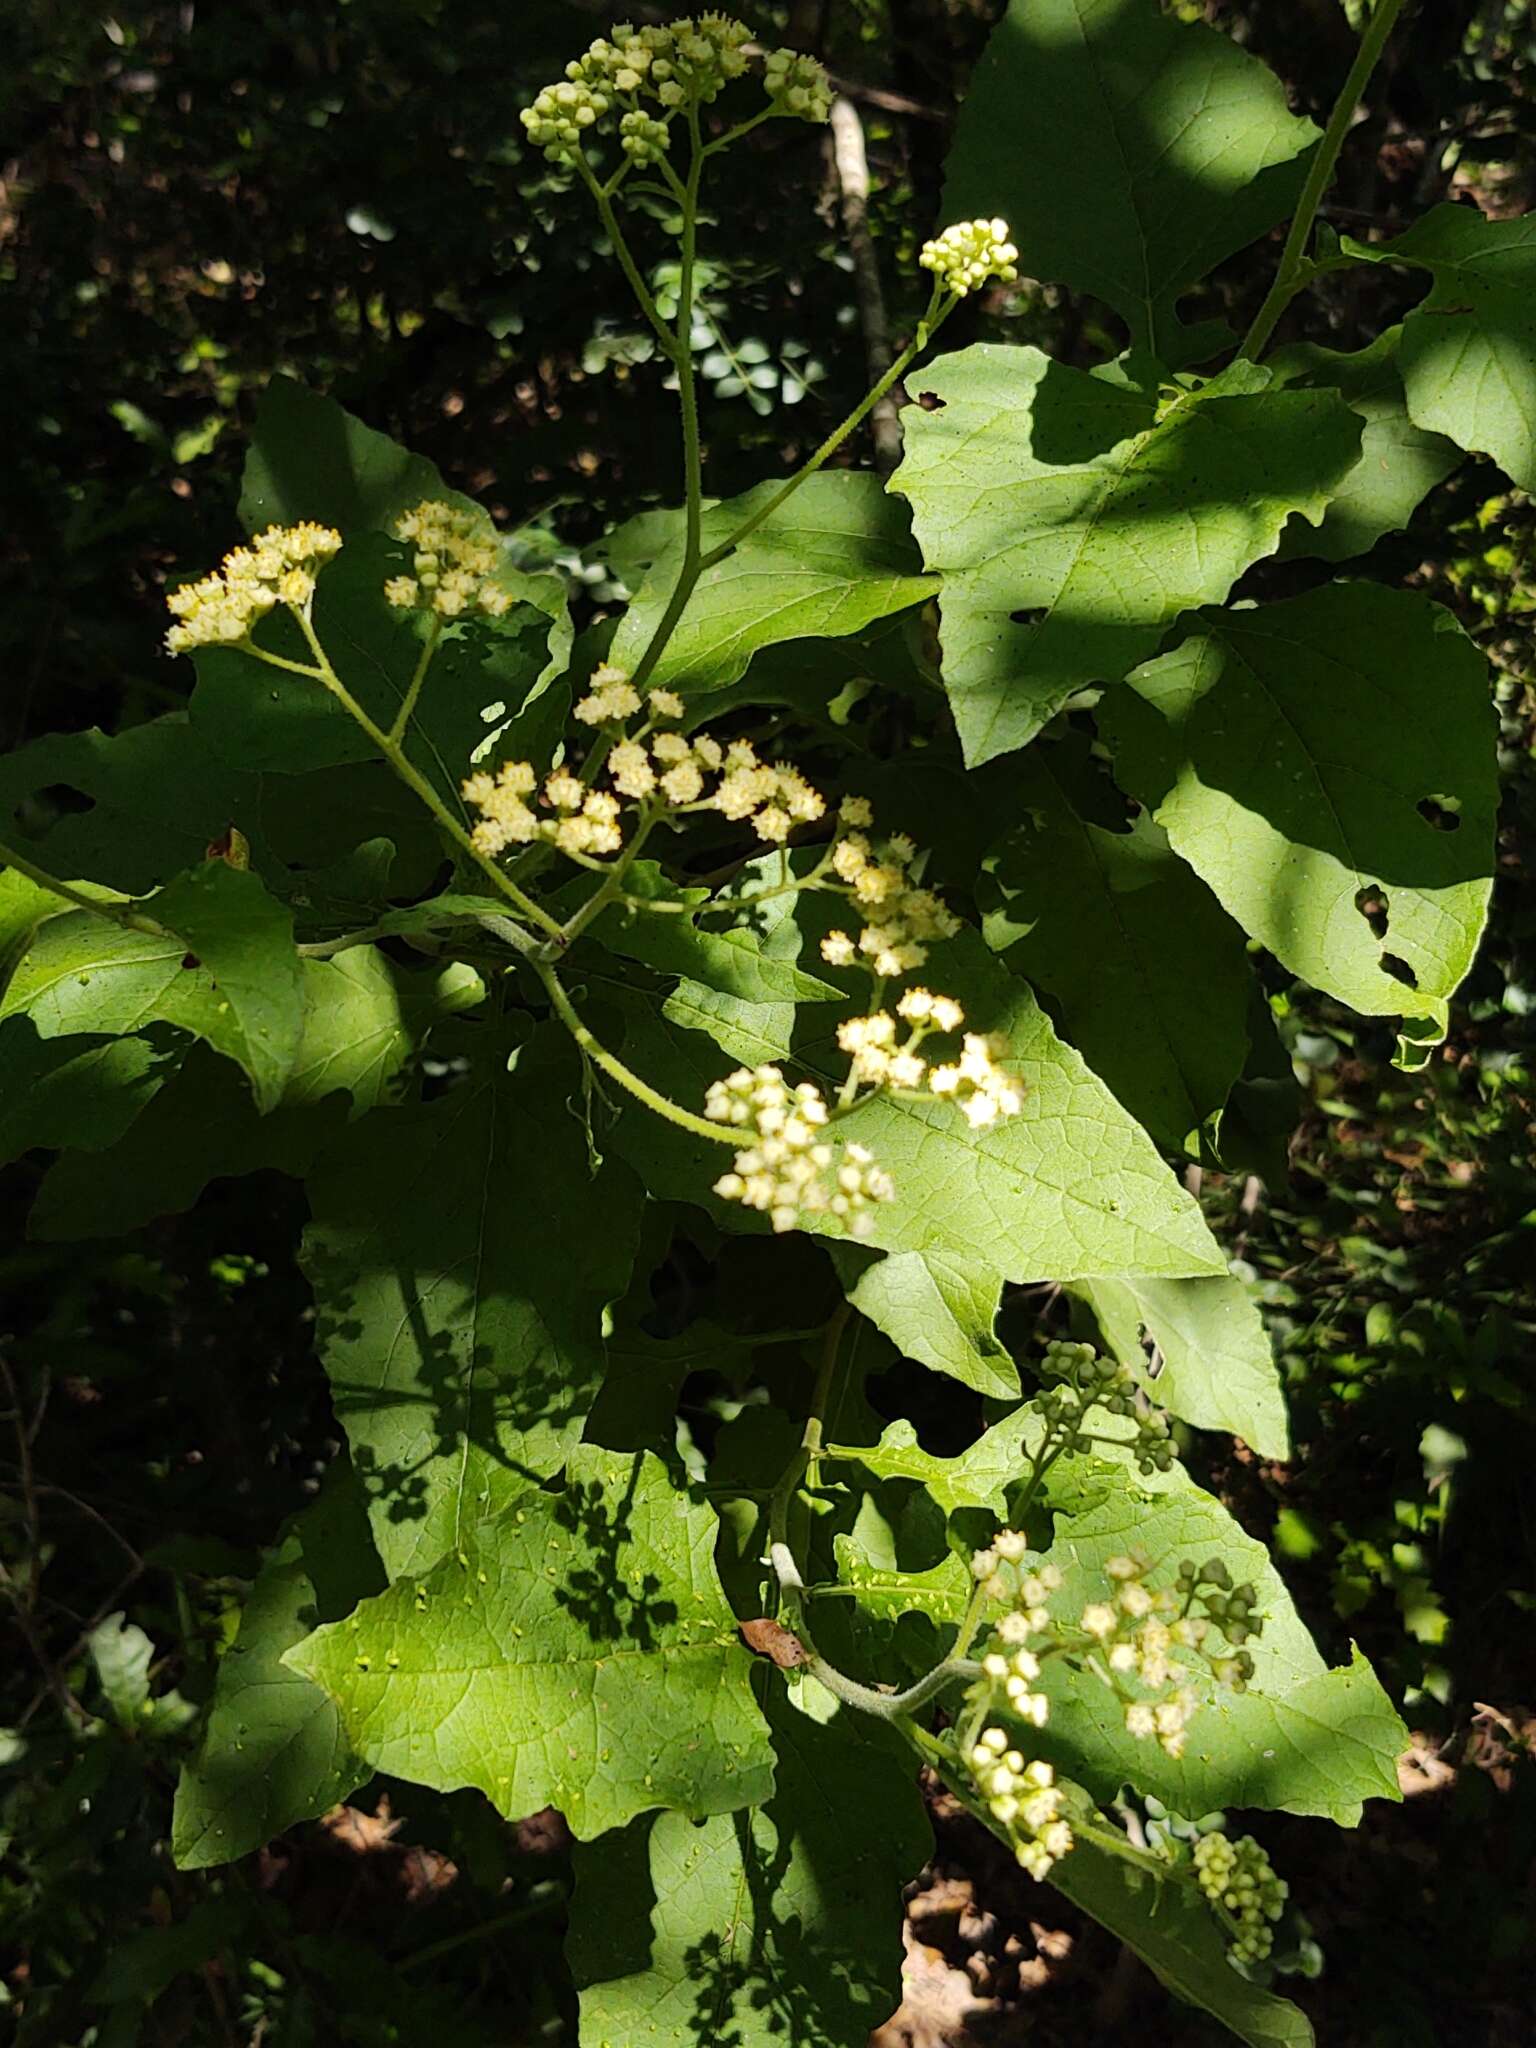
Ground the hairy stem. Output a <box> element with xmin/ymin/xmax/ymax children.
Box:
<box><xmin>387</xmin><ymin>613</ymin><xmax>443</xmax><ymax>745</ymax></box>
<box><xmin>575</xmin><ymin>155</ymin><xmax>677</xmax><ymax>357</ymax></box>
<box><xmin>1238</xmin><ymin>0</ymin><xmax>1410</xmax><ymax>361</ymax></box>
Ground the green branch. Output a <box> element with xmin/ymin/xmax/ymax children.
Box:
<box><xmin>1238</xmin><ymin>0</ymin><xmax>1410</xmax><ymax>361</ymax></box>
<box><xmin>0</xmin><ymin>839</ymin><xmax>170</xmax><ymax>940</ymax></box>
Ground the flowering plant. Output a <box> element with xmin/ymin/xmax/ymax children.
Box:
<box><xmin>0</xmin><ymin>2</ymin><xmax>1515</xmax><ymax>2040</ymax></box>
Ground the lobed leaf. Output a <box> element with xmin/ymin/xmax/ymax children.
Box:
<box><xmin>285</xmin><ymin>1446</ymin><xmax>775</xmax><ymax>1837</ymax></box>
<box><xmin>892</xmin><ymin>347</ymin><xmax>1362</xmax><ymax>762</ymax></box>
<box><xmin>831</xmin><ymin>1243</ymin><xmax>1019</xmax><ymax>1400</ymax></box>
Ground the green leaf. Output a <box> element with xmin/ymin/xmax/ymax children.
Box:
<box><xmin>570</xmin><ymin>1679</ymin><xmax>927</xmax><ymax>2047</ymax></box>
<box><xmin>1075</xmin><ymin>1274</ymin><xmax>1289</xmax><ymax>1459</ymax></box>
<box><xmin>609</xmin><ymin>474</ymin><xmax>935</xmax><ymax>697</ymax></box>
<box><xmin>173</xmin><ymin>1467</ymin><xmax>385</xmax><ymax>1869</ymax></box>
<box><xmin>240</xmin><ymin>375</ymin><xmax>461</xmax><ymax>537</ymax></box>
<box><xmin>0</xmin><ymin>868</ymin><xmax>59</xmax><ymax>981</ymax></box>
<box><xmin>189</xmin><ymin>533</ymin><xmax>554</xmax><ymax>808</ymax></box>
<box><xmin>830</xmin><ymin>1244</ymin><xmax>1019</xmax><ymax>1400</ymax></box>
<box><xmin>283</xmin><ymin>951</ymin><xmax>483</xmax><ymax>1115</ymax></box>
<box><xmin>29</xmin><ymin>1046</ymin><xmax>350</xmax><ymax>1240</ymax></box>
<box><xmin>89</xmin><ymin>1612</ymin><xmax>155</xmax><ymax>1726</ymax></box>
<box><xmin>2</xmin><ymin>863</ymin><xmax>304</xmax><ymax>1112</ymax></box>
<box><xmin>594</xmin><ymin>861</ymin><xmax>845</xmax><ymax>1008</ymax></box>
<box><xmin>941</xmin><ymin>0</ymin><xmax>1318</xmax><ymax>364</ymax></box>
<box><xmin>1271</xmin><ymin>329</ymin><xmax>1461</xmax><ymax>562</ymax></box>
<box><xmin>983</xmin><ymin>735</ymin><xmax>1251</xmax><ymax>1153</ymax></box>
<box><xmin>1050</xmin><ymin>1836</ymin><xmax>1314</xmax><ymax>2048</ymax></box>
<box><xmin>892</xmin><ymin>348</ymin><xmax>1362</xmax><ymax>762</ymax></box>
<box><xmin>301</xmin><ymin>1028</ymin><xmax>642</xmax><ymax>1578</ymax></box>
<box><xmin>0</xmin><ymin>719</ymin><xmax>441</xmax><ymax>906</ymax></box>
<box><xmin>285</xmin><ymin>1446</ymin><xmax>775</xmax><ymax>1835</ymax></box>
<box><xmin>1104</xmin><ymin>584</ymin><xmax>1498</xmax><ymax>1046</ymax></box>
<box><xmin>0</xmin><ymin>1015</ymin><xmax>183</xmax><ymax>1164</ymax></box>
<box><xmin>613</xmin><ymin>931</ymin><xmax>1225</xmax><ymax>1281</ymax></box>
<box><xmin>1034</xmin><ymin>1488</ymin><xmax>1407</xmax><ymax>1823</ymax></box>
<box><xmin>1346</xmin><ymin>206</ymin><xmax>1536</xmax><ymax>489</ymax></box>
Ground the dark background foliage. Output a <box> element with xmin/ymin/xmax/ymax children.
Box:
<box><xmin>2</xmin><ymin>3</ymin><xmax>1534</xmax><ymax>2043</ymax></box>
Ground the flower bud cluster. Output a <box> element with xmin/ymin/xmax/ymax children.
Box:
<box><xmin>384</xmin><ymin>501</ymin><xmax>512</xmax><ymax>621</ymax></box>
<box><xmin>705</xmin><ymin>1064</ymin><xmax>893</xmax><ymax>1237</ymax></box>
<box><xmin>1077</xmin><ymin>1549</ymin><xmax>1262</xmax><ymax>1757</ymax></box>
<box><xmin>1193</xmin><ymin>1832</ymin><xmax>1289</xmax><ymax>1964</ymax></box>
<box><xmin>821</xmin><ymin>811</ymin><xmax>962</xmax><ymax>979</ymax></box>
<box><xmin>919</xmin><ymin>217</ymin><xmax>1020</xmax><ymax>298</ymax></box>
<box><xmin>1034</xmin><ymin>1338</ymin><xmax>1177</xmax><ymax>1478</ymax></box>
<box><xmin>522</xmin><ymin>18</ymin><xmax>830</xmax><ymax>166</ymax></box>
<box><xmin>462</xmin><ymin>760</ymin><xmax>623</xmax><ymax>859</ymax></box>
<box><xmin>835</xmin><ymin>990</ymin><xmax>1024</xmax><ymax>1129</ymax></box>
<box><xmin>164</xmin><ymin>523</ymin><xmax>342</xmax><ymax>655</ymax></box>
<box><xmin>968</xmin><ymin>1728</ymin><xmax>1073</xmax><ymax>1879</ymax></box>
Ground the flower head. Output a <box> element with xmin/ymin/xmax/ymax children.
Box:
<box><xmin>919</xmin><ymin>217</ymin><xmax>1019</xmax><ymax>297</ymax></box>
<box><xmin>164</xmin><ymin>523</ymin><xmax>342</xmax><ymax>655</ymax></box>
<box><xmin>386</xmin><ymin>501</ymin><xmax>509</xmax><ymax>621</ymax></box>
<box><xmin>705</xmin><ymin>1064</ymin><xmax>893</xmax><ymax>1237</ymax></box>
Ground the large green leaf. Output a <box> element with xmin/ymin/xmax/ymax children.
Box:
<box><xmin>892</xmin><ymin>347</ymin><xmax>1361</xmax><ymax>762</ymax></box>
<box><xmin>830</xmin><ymin>1244</ymin><xmax>1019</xmax><ymax>1401</ymax></box>
<box><xmin>1075</xmin><ymin>1274</ymin><xmax>1289</xmax><ymax>1460</ymax></box>
<box><xmin>1272</xmin><ymin>329</ymin><xmax>1461</xmax><ymax>562</ymax></box>
<box><xmin>1050</xmin><ymin>1836</ymin><xmax>1314</xmax><ymax>2048</ymax></box>
<box><xmin>301</xmin><ymin>1028</ymin><xmax>642</xmax><ymax>1578</ymax></box>
<box><xmin>241</xmin><ymin>376</ymin><xmax>459</xmax><ymax>538</ymax></box>
<box><xmin>1033</xmin><ymin>1487</ymin><xmax>1406</xmax><ymax>1823</ymax></box>
<box><xmin>1347</xmin><ymin>206</ymin><xmax>1536</xmax><ymax>490</ymax></box>
<box><xmin>285</xmin><ymin>1447</ymin><xmax>775</xmax><ymax>1835</ymax></box>
<box><xmin>942</xmin><ymin>0</ymin><xmax>1318</xmax><ymax>364</ymax></box>
<box><xmin>983</xmin><ymin>735</ymin><xmax>1251</xmax><ymax>1153</ymax></box>
<box><xmin>0</xmin><ymin>719</ymin><xmax>439</xmax><ymax>906</ymax></box>
<box><xmin>1</xmin><ymin>863</ymin><xmax>304</xmax><ymax>1112</ymax></box>
<box><xmin>613</xmin><ymin>930</ymin><xmax>1225</xmax><ymax>1280</ymax></box>
<box><xmin>570</xmin><ymin>1680</ymin><xmax>927</xmax><ymax>2047</ymax></box>
<box><xmin>283</xmin><ymin>951</ymin><xmax>483</xmax><ymax>1116</ymax></box>
<box><xmin>608</xmin><ymin>474</ymin><xmax>934</xmax><ymax>697</ymax></box>
<box><xmin>0</xmin><ymin>1015</ymin><xmax>183</xmax><ymax>1165</ymax></box>
<box><xmin>173</xmin><ymin>1468</ymin><xmax>384</xmax><ymax>1870</ymax></box>
<box><xmin>29</xmin><ymin>1047</ymin><xmax>349</xmax><ymax>1241</ymax></box>
<box><xmin>1104</xmin><ymin>584</ymin><xmax>1497</xmax><ymax>1049</ymax></box>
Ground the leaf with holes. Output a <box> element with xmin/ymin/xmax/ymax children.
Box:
<box><xmin>300</xmin><ymin>1026</ymin><xmax>642</xmax><ymax>1578</ymax></box>
<box><xmin>892</xmin><ymin>347</ymin><xmax>1361</xmax><ymax>763</ymax></box>
<box><xmin>1103</xmin><ymin>583</ymin><xmax>1497</xmax><ymax>1053</ymax></box>
<box><xmin>608</xmin><ymin>474</ymin><xmax>935</xmax><ymax>697</ymax></box>
<box><xmin>942</xmin><ymin>0</ymin><xmax>1319</xmax><ymax>365</ymax></box>
<box><xmin>570</xmin><ymin>1681</ymin><xmax>927</xmax><ymax>2047</ymax></box>
<box><xmin>0</xmin><ymin>863</ymin><xmax>304</xmax><ymax>1111</ymax></box>
<box><xmin>285</xmin><ymin>1446</ymin><xmax>775</xmax><ymax>1834</ymax></box>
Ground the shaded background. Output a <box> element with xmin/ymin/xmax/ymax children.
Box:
<box><xmin>2</xmin><ymin>3</ymin><xmax>1534</xmax><ymax>2043</ymax></box>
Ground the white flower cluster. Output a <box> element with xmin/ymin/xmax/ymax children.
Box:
<box><xmin>763</xmin><ymin>47</ymin><xmax>833</xmax><ymax>122</ymax></box>
<box><xmin>836</xmin><ymin>990</ymin><xmax>1023</xmax><ymax>1129</ymax></box>
<box><xmin>820</xmin><ymin>809</ymin><xmax>961</xmax><ymax>979</ymax></box>
<box><xmin>521</xmin><ymin>17</ymin><xmax>831</xmax><ymax>165</ymax></box>
<box><xmin>918</xmin><ymin>217</ymin><xmax>1020</xmax><ymax>298</ymax></box>
<box><xmin>384</xmin><ymin>500</ymin><xmax>512</xmax><ymax>621</ymax></box>
<box><xmin>164</xmin><ymin>523</ymin><xmax>342</xmax><ymax>655</ymax></box>
<box><xmin>705</xmin><ymin>1064</ymin><xmax>893</xmax><ymax>1236</ymax></box>
<box><xmin>969</xmin><ymin>1728</ymin><xmax>1073</xmax><ymax>1879</ymax></box>
<box><xmin>1034</xmin><ymin>1337</ymin><xmax>1178</xmax><ymax>1477</ymax></box>
<box><xmin>607</xmin><ymin>704</ymin><xmax>827</xmax><ymax>841</ymax></box>
<box><xmin>462</xmin><ymin>760</ymin><xmax>623</xmax><ymax>859</ymax></box>
<box><xmin>1193</xmin><ymin>1832</ymin><xmax>1289</xmax><ymax>1964</ymax></box>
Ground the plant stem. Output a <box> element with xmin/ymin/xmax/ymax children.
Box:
<box><xmin>698</xmin><ymin>289</ymin><xmax>951</xmax><ymax>572</ymax></box>
<box><xmin>528</xmin><ymin>954</ymin><xmax>738</xmax><ymax>1143</ymax></box>
<box><xmin>575</xmin><ymin>154</ymin><xmax>677</xmax><ymax>358</ymax></box>
<box><xmin>677</xmin><ymin>107</ymin><xmax>706</xmax><ymax>575</ymax></box>
<box><xmin>387</xmin><ymin>613</ymin><xmax>443</xmax><ymax>745</ymax></box>
<box><xmin>0</xmin><ymin>838</ymin><xmax>170</xmax><ymax>938</ymax></box>
<box><xmin>558</xmin><ymin>806</ymin><xmax>660</xmax><ymax>946</ymax></box>
<box><xmin>271</xmin><ymin>620</ymin><xmax>565</xmax><ymax>944</ymax></box>
<box><xmin>1238</xmin><ymin>0</ymin><xmax>1409</xmax><ymax>361</ymax></box>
